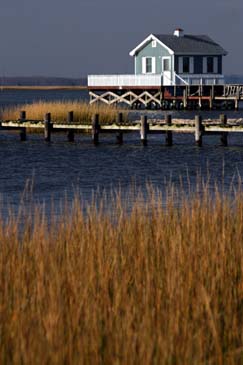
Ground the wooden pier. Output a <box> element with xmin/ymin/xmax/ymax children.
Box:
<box><xmin>89</xmin><ymin>84</ymin><xmax>243</xmax><ymax>110</ymax></box>
<box><xmin>2</xmin><ymin>111</ymin><xmax>243</xmax><ymax>146</ymax></box>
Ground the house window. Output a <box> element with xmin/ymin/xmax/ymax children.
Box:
<box><xmin>152</xmin><ymin>40</ymin><xmax>157</xmax><ymax>48</ymax></box>
<box><xmin>163</xmin><ymin>58</ymin><xmax>170</xmax><ymax>71</ymax></box>
<box><xmin>142</xmin><ymin>57</ymin><xmax>155</xmax><ymax>74</ymax></box>
<box><xmin>146</xmin><ymin>57</ymin><xmax>152</xmax><ymax>73</ymax></box>
<box><xmin>207</xmin><ymin>57</ymin><xmax>214</xmax><ymax>73</ymax></box>
<box><xmin>183</xmin><ymin>57</ymin><xmax>190</xmax><ymax>73</ymax></box>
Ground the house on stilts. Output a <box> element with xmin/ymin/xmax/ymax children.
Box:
<box><xmin>88</xmin><ymin>29</ymin><xmax>241</xmax><ymax>109</ymax></box>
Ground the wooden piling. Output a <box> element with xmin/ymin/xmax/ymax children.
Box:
<box><xmin>44</xmin><ymin>113</ymin><xmax>52</xmax><ymax>142</ymax></box>
<box><xmin>92</xmin><ymin>114</ymin><xmax>100</xmax><ymax>145</ymax></box>
<box><xmin>211</xmin><ymin>85</ymin><xmax>215</xmax><ymax>99</ymax></box>
<box><xmin>195</xmin><ymin>115</ymin><xmax>203</xmax><ymax>146</ymax></box>
<box><xmin>165</xmin><ymin>114</ymin><xmax>173</xmax><ymax>146</ymax></box>
<box><xmin>220</xmin><ymin>114</ymin><xmax>228</xmax><ymax>146</ymax></box>
<box><xmin>235</xmin><ymin>95</ymin><xmax>239</xmax><ymax>111</ymax></box>
<box><xmin>183</xmin><ymin>89</ymin><xmax>187</xmax><ymax>109</ymax></box>
<box><xmin>198</xmin><ymin>97</ymin><xmax>202</xmax><ymax>110</ymax></box>
<box><xmin>19</xmin><ymin>111</ymin><xmax>26</xmax><ymax>141</ymax></box>
<box><xmin>116</xmin><ymin>112</ymin><xmax>123</xmax><ymax>144</ymax></box>
<box><xmin>140</xmin><ymin>115</ymin><xmax>148</xmax><ymax>146</ymax></box>
<box><xmin>209</xmin><ymin>90</ymin><xmax>213</xmax><ymax>110</ymax></box>
<box><xmin>67</xmin><ymin>111</ymin><xmax>75</xmax><ymax>142</ymax></box>
<box><xmin>19</xmin><ymin>110</ymin><xmax>26</xmax><ymax>121</ymax></box>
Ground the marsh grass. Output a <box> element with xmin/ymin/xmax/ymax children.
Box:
<box><xmin>1</xmin><ymin>184</ymin><xmax>243</xmax><ymax>364</ymax></box>
<box><xmin>1</xmin><ymin>101</ymin><xmax>128</xmax><ymax>124</ymax></box>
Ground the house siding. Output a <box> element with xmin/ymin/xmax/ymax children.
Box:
<box><xmin>218</xmin><ymin>57</ymin><xmax>222</xmax><ymax>74</ymax></box>
<box><xmin>135</xmin><ymin>41</ymin><xmax>172</xmax><ymax>75</ymax></box>
<box><xmin>175</xmin><ymin>55</ymin><xmax>223</xmax><ymax>74</ymax></box>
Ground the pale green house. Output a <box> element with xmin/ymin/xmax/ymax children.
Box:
<box><xmin>88</xmin><ymin>29</ymin><xmax>227</xmax><ymax>87</ymax></box>
<box><xmin>129</xmin><ymin>29</ymin><xmax>227</xmax><ymax>85</ymax></box>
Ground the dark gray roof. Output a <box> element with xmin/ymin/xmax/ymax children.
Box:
<box><xmin>154</xmin><ymin>34</ymin><xmax>227</xmax><ymax>55</ymax></box>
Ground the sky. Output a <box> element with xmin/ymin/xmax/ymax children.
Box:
<box><xmin>0</xmin><ymin>0</ymin><xmax>242</xmax><ymax>77</ymax></box>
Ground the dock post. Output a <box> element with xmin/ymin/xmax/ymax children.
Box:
<box><xmin>183</xmin><ymin>89</ymin><xmax>187</xmax><ymax>109</ymax></box>
<box><xmin>67</xmin><ymin>111</ymin><xmax>75</xmax><ymax>142</ymax></box>
<box><xmin>235</xmin><ymin>98</ymin><xmax>239</xmax><ymax>111</ymax></box>
<box><xmin>209</xmin><ymin>89</ymin><xmax>213</xmax><ymax>110</ymax></box>
<box><xmin>235</xmin><ymin>90</ymin><xmax>240</xmax><ymax>110</ymax></box>
<box><xmin>92</xmin><ymin>114</ymin><xmax>100</xmax><ymax>145</ymax></box>
<box><xmin>19</xmin><ymin>110</ymin><xmax>26</xmax><ymax>121</ymax></box>
<box><xmin>195</xmin><ymin>115</ymin><xmax>203</xmax><ymax>146</ymax></box>
<box><xmin>19</xmin><ymin>110</ymin><xmax>26</xmax><ymax>141</ymax></box>
<box><xmin>44</xmin><ymin>113</ymin><xmax>52</xmax><ymax>142</ymax></box>
<box><xmin>220</xmin><ymin>114</ymin><xmax>228</xmax><ymax>146</ymax></box>
<box><xmin>140</xmin><ymin>115</ymin><xmax>148</xmax><ymax>146</ymax></box>
<box><xmin>165</xmin><ymin>114</ymin><xmax>173</xmax><ymax>146</ymax></box>
<box><xmin>116</xmin><ymin>112</ymin><xmax>123</xmax><ymax>144</ymax></box>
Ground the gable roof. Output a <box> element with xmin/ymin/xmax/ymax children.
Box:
<box><xmin>155</xmin><ymin>34</ymin><xmax>227</xmax><ymax>55</ymax></box>
<box><xmin>129</xmin><ymin>33</ymin><xmax>227</xmax><ymax>56</ymax></box>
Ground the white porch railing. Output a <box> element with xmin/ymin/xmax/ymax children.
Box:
<box><xmin>175</xmin><ymin>73</ymin><xmax>189</xmax><ymax>85</ymax></box>
<box><xmin>88</xmin><ymin>73</ymin><xmax>225</xmax><ymax>87</ymax></box>
<box><xmin>88</xmin><ymin>74</ymin><xmax>162</xmax><ymax>87</ymax></box>
<box><xmin>176</xmin><ymin>74</ymin><xmax>225</xmax><ymax>86</ymax></box>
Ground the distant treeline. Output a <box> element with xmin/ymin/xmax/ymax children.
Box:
<box><xmin>0</xmin><ymin>76</ymin><xmax>87</xmax><ymax>86</ymax></box>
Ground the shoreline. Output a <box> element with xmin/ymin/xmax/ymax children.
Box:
<box><xmin>0</xmin><ymin>85</ymin><xmax>88</xmax><ymax>90</ymax></box>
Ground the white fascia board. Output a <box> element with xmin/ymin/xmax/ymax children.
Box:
<box><xmin>129</xmin><ymin>34</ymin><xmax>154</xmax><ymax>56</ymax></box>
<box><xmin>129</xmin><ymin>34</ymin><xmax>174</xmax><ymax>57</ymax></box>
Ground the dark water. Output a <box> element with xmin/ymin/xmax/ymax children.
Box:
<box><xmin>0</xmin><ymin>89</ymin><xmax>89</xmax><ymax>108</ymax></box>
<box><xmin>0</xmin><ymin>89</ymin><xmax>243</xmax><ymax>216</ymax></box>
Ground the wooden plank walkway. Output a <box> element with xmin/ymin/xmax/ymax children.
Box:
<box><xmin>2</xmin><ymin>120</ymin><xmax>243</xmax><ymax>133</ymax></box>
<box><xmin>1</xmin><ymin>111</ymin><xmax>243</xmax><ymax>146</ymax></box>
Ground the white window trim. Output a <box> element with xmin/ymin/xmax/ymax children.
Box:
<box><xmin>162</xmin><ymin>57</ymin><xmax>171</xmax><ymax>72</ymax></box>
<box><xmin>142</xmin><ymin>56</ymin><xmax>156</xmax><ymax>74</ymax></box>
<box><xmin>178</xmin><ymin>57</ymin><xmax>183</xmax><ymax>74</ymax></box>
<box><xmin>204</xmin><ymin>56</ymin><xmax>218</xmax><ymax>74</ymax></box>
<box><xmin>182</xmin><ymin>56</ymin><xmax>190</xmax><ymax>74</ymax></box>
<box><xmin>152</xmin><ymin>40</ymin><xmax>157</xmax><ymax>48</ymax></box>
<box><xmin>152</xmin><ymin>57</ymin><xmax>156</xmax><ymax>74</ymax></box>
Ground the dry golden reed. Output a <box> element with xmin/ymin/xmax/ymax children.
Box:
<box><xmin>1</xmin><ymin>186</ymin><xmax>243</xmax><ymax>365</ymax></box>
<box><xmin>1</xmin><ymin>101</ymin><xmax>128</xmax><ymax>124</ymax></box>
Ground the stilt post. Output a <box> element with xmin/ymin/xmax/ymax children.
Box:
<box><xmin>92</xmin><ymin>113</ymin><xmax>100</xmax><ymax>145</ymax></box>
<box><xmin>44</xmin><ymin>113</ymin><xmax>52</xmax><ymax>142</ymax></box>
<box><xmin>209</xmin><ymin>89</ymin><xmax>213</xmax><ymax>110</ymax></box>
<box><xmin>183</xmin><ymin>89</ymin><xmax>187</xmax><ymax>109</ymax></box>
<box><xmin>67</xmin><ymin>111</ymin><xmax>75</xmax><ymax>142</ymax></box>
<box><xmin>195</xmin><ymin>115</ymin><xmax>203</xmax><ymax>146</ymax></box>
<box><xmin>140</xmin><ymin>115</ymin><xmax>148</xmax><ymax>146</ymax></box>
<box><xmin>220</xmin><ymin>114</ymin><xmax>228</xmax><ymax>146</ymax></box>
<box><xmin>165</xmin><ymin>114</ymin><xmax>173</xmax><ymax>146</ymax></box>
<box><xmin>19</xmin><ymin>110</ymin><xmax>26</xmax><ymax>141</ymax></box>
<box><xmin>235</xmin><ymin>89</ymin><xmax>240</xmax><ymax>110</ymax></box>
<box><xmin>116</xmin><ymin>112</ymin><xmax>123</xmax><ymax>144</ymax></box>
